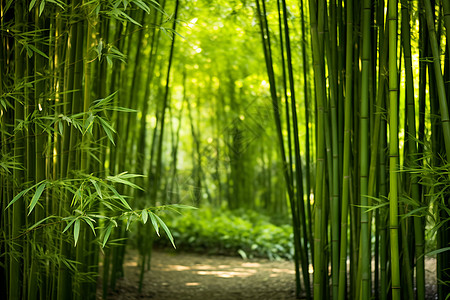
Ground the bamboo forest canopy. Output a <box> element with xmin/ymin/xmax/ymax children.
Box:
<box><xmin>1</xmin><ymin>0</ymin><xmax>450</xmax><ymax>299</ymax></box>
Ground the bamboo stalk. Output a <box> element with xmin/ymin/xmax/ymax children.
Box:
<box><xmin>280</xmin><ymin>0</ymin><xmax>311</xmax><ymax>297</ymax></box>
<box><xmin>388</xmin><ymin>0</ymin><xmax>401</xmax><ymax>299</ymax></box>
<box><xmin>400</xmin><ymin>1</ymin><xmax>425</xmax><ymax>298</ymax></box>
<box><xmin>308</xmin><ymin>0</ymin><xmax>328</xmax><ymax>298</ymax></box>
<box><xmin>338</xmin><ymin>0</ymin><xmax>353</xmax><ymax>298</ymax></box>
<box><xmin>10</xmin><ymin>1</ymin><xmax>26</xmax><ymax>298</ymax></box>
<box><xmin>359</xmin><ymin>0</ymin><xmax>371</xmax><ymax>298</ymax></box>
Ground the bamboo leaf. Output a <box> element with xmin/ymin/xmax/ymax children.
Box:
<box><xmin>126</xmin><ymin>214</ymin><xmax>134</xmax><ymax>231</ymax></box>
<box><xmin>74</xmin><ymin>219</ymin><xmax>80</xmax><ymax>246</ymax></box>
<box><xmin>106</xmin><ymin>185</ymin><xmax>132</xmax><ymax>210</ymax></box>
<box><xmin>39</xmin><ymin>0</ymin><xmax>45</xmax><ymax>16</ymax></box>
<box><xmin>167</xmin><ymin>204</ymin><xmax>197</xmax><ymax>210</ymax></box>
<box><xmin>90</xmin><ymin>179</ymin><xmax>103</xmax><ymax>199</ymax></box>
<box><xmin>83</xmin><ymin>217</ymin><xmax>96</xmax><ymax>236</ymax></box>
<box><xmin>6</xmin><ymin>184</ymin><xmax>36</xmax><ymax>210</ymax></box>
<box><xmin>97</xmin><ymin>116</ymin><xmax>116</xmax><ymax>145</ymax></box>
<box><xmin>102</xmin><ymin>222</ymin><xmax>114</xmax><ymax>248</ymax></box>
<box><xmin>426</xmin><ymin>247</ymin><xmax>450</xmax><ymax>257</ymax></box>
<box><xmin>148</xmin><ymin>211</ymin><xmax>159</xmax><ymax>236</ymax></box>
<box><xmin>63</xmin><ymin>218</ymin><xmax>75</xmax><ymax>233</ymax></box>
<box><xmin>29</xmin><ymin>0</ymin><xmax>37</xmax><ymax>11</ymax></box>
<box><xmin>132</xmin><ymin>0</ymin><xmax>150</xmax><ymax>13</ymax></box>
<box><xmin>28</xmin><ymin>182</ymin><xmax>46</xmax><ymax>215</ymax></box>
<box><xmin>106</xmin><ymin>173</ymin><xmax>143</xmax><ymax>190</ymax></box>
<box><xmin>27</xmin><ymin>44</ymin><xmax>49</xmax><ymax>59</ymax></box>
<box><xmin>154</xmin><ymin>214</ymin><xmax>175</xmax><ymax>248</ymax></box>
<box><xmin>142</xmin><ymin>209</ymin><xmax>148</xmax><ymax>224</ymax></box>
<box><xmin>28</xmin><ymin>215</ymin><xmax>57</xmax><ymax>231</ymax></box>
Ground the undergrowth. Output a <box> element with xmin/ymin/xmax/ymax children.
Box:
<box><xmin>153</xmin><ymin>207</ymin><xmax>294</xmax><ymax>260</ymax></box>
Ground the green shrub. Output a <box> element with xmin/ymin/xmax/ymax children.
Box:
<box><xmin>153</xmin><ymin>207</ymin><xmax>294</xmax><ymax>260</ymax></box>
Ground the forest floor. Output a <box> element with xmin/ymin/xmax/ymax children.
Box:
<box><xmin>100</xmin><ymin>249</ymin><xmax>438</xmax><ymax>300</ymax></box>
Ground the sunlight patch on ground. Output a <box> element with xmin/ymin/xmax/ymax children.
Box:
<box><xmin>164</xmin><ymin>265</ymin><xmax>190</xmax><ymax>271</ymax></box>
<box><xmin>217</xmin><ymin>265</ymin><xmax>231</xmax><ymax>269</ymax></box>
<box><xmin>150</xmin><ymin>256</ymin><xmax>297</xmax><ymax>281</ymax></box>
<box><xmin>124</xmin><ymin>261</ymin><xmax>138</xmax><ymax>267</ymax></box>
<box><xmin>197</xmin><ymin>270</ymin><xmax>255</xmax><ymax>278</ymax></box>
<box><xmin>271</xmin><ymin>268</ymin><xmax>295</xmax><ymax>274</ymax></box>
<box><xmin>193</xmin><ymin>265</ymin><xmax>214</xmax><ymax>270</ymax></box>
<box><xmin>241</xmin><ymin>262</ymin><xmax>261</xmax><ymax>268</ymax></box>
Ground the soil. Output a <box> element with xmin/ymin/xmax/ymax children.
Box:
<box><xmin>100</xmin><ymin>249</ymin><xmax>438</xmax><ymax>300</ymax></box>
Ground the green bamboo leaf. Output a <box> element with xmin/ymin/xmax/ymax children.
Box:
<box><xmin>83</xmin><ymin>217</ymin><xmax>96</xmax><ymax>236</ymax></box>
<box><xmin>119</xmin><ymin>10</ymin><xmax>141</xmax><ymax>26</ymax></box>
<box><xmin>46</xmin><ymin>0</ymin><xmax>65</xmax><ymax>9</ymax></box>
<box><xmin>106</xmin><ymin>185</ymin><xmax>132</xmax><ymax>210</ymax></box>
<box><xmin>102</xmin><ymin>222</ymin><xmax>114</xmax><ymax>248</ymax></box>
<box><xmin>90</xmin><ymin>179</ymin><xmax>103</xmax><ymax>199</ymax></box>
<box><xmin>97</xmin><ymin>116</ymin><xmax>116</xmax><ymax>145</ymax></box>
<box><xmin>28</xmin><ymin>182</ymin><xmax>46</xmax><ymax>215</ymax></box>
<box><xmin>400</xmin><ymin>206</ymin><xmax>428</xmax><ymax>220</ymax></box>
<box><xmin>58</xmin><ymin>121</ymin><xmax>63</xmax><ymax>135</ymax></box>
<box><xmin>167</xmin><ymin>204</ymin><xmax>197</xmax><ymax>210</ymax></box>
<box><xmin>63</xmin><ymin>218</ymin><xmax>76</xmax><ymax>233</ymax></box>
<box><xmin>6</xmin><ymin>184</ymin><xmax>36</xmax><ymax>210</ymax></box>
<box><xmin>83</xmin><ymin>113</ymin><xmax>95</xmax><ymax>135</ymax></box>
<box><xmin>74</xmin><ymin>219</ymin><xmax>80</xmax><ymax>246</ymax></box>
<box><xmin>132</xmin><ymin>0</ymin><xmax>150</xmax><ymax>13</ymax></box>
<box><xmin>28</xmin><ymin>215</ymin><xmax>57</xmax><ymax>231</ymax></box>
<box><xmin>426</xmin><ymin>247</ymin><xmax>450</xmax><ymax>257</ymax></box>
<box><xmin>39</xmin><ymin>0</ymin><xmax>45</xmax><ymax>15</ymax></box>
<box><xmin>27</xmin><ymin>44</ymin><xmax>49</xmax><ymax>59</ymax></box>
<box><xmin>148</xmin><ymin>211</ymin><xmax>159</xmax><ymax>236</ymax></box>
<box><xmin>126</xmin><ymin>214</ymin><xmax>133</xmax><ymax>231</ymax></box>
<box><xmin>29</xmin><ymin>0</ymin><xmax>37</xmax><ymax>11</ymax></box>
<box><xmin>106</xmin><ymin>173</ymin><xmax>143</xmax><ymax>190</ymax></box>
<box><xmin>154</xmin><ymin>214</ymin><xmax>175</xmax><ymax>248</ymax></box>
<box><xmin>142</xmin><ymin>209</ymin><xmax>148</xmax><ymax>224</ymax></box>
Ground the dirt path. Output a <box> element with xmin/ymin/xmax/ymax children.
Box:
<box><xmin>103</xmin><ymin>249</ymin><xmax>298</xmax><ymax>300</ymax></box>
<box><xmin>102</xmin><ymin>249</ymin><xmax>438</xmax><ymax>300</ymax></box>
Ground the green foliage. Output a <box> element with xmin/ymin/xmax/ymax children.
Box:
<box><xmin>154</xmin><ymin>207</ymin><xmax>294</xmax><ymax>260</ymax></box>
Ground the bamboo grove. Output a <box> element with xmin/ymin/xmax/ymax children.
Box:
<box><xmin>254</xmin><ymin>0</ymin><xmax>450</xmax><ymax>299</ymax></box>
<box><xmin>0</xmin><ymin>0</ymin><xmax>186</xmax><ymax>299</ymax></box>
<box><xmin>1</xmin><ymin>0</ymin><xmax>450</xmax><ymax>299</ymax></box>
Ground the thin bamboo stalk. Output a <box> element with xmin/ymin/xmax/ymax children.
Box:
<box><xmin>323</xmin><ymin>2</ymin><xmax>341</xmax><ymax>297</ymax></box>
<box><xmin>254</xmin><ymin>0</ymin><xmax>304</xmax><ymax>296</ymax></box>
<box><xmin>401</xmin><ymin>1</ymin><xmax>425</xmax><ymax>298</ymax></box>
<box><xmin>338</xmin><ymin>0</ymin><xmax>353</xmax><ymax>298</ymax></box>
<box><xmin>388</xmin><ymin>0</ymin><xmax>401</xmax><ymax>299</ymax></box>
<box><xmin>359</xmin><ymin>0</ymin><xmax>371</xmax><ymax>298</ymax></box>
<box><xmin>280</xmin><ymin>0</ymin><xmax>311</xmax><ymax>297</ymax></box>
<box><xmin>10</xmin><ymin>1</ymin><xmax>26</xmax><ymax>298</ymax></box>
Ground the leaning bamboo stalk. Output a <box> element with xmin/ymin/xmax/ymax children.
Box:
<box><xmin>280</xmin><ymin>1</ymin><xmax>311</xmax><ymax>297</ymax></box>
<box><xmin>276</xmin><ymin>0</ymin><xmax>293</xmax><ymax>183</ymax></box>
<box><xmin>299</xmin><ymin>0</ymin><xmax>313</xmax><ymax>259</ymax></box>
<box><xmin>254</xmin><ymin>0</ymin><xmax>304</xmax><ymax>296</ymax></box>
<box><xmin>423</xmin><ymin>0</ymin><xmax>450</xmax><ymax>160</ymax></box>
<box><xmin>423</xmin><ymin>4</ymin><xmax>450</xmax><ymax>297</ymax></box>
<box><xmin>153</xmin><ymin>0</ymin><xmax>180</xmax><ymax>206</ymax></box>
